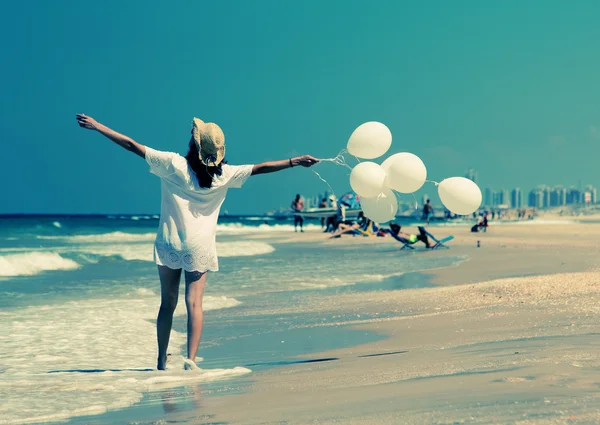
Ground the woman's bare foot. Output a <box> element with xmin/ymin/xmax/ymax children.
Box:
<box><xmin>157</xmin><ymin>353</ymin><xmax>172</xmax><ymax>370</ymax></box>
<box><xmin>183</xmin><ymin>358</ymin><xmax>200</xmax><ymax>370</ymax></box>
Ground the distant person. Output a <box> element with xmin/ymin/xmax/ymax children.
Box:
<box><xmin>328</xmin><ymin>212</ymin><xmax>369</xmax><ymax>238</ymax></box>
<box><xmin>291</xmin><ymin>194</ymin><xmax>305</xmax><ymax>232</ymax></box>
<box><xmin>471</xmin><ymin>213</ymin><xmax>488</xmax><ymax>233</ymax></box>
<box><xmin>389</xmin><ymin>223</ymin><xmax>431</xmax><ymax>248</ymax></box>
<box><xmin>325</xmin><ymin>195</ymin><xmax>339</xmax><ymax>233</ymax></box>
<box><xmin>76</xmin><ymin>114</ymin><xmax>318</xmax><ymax>370</ymax></box>
<box><xmin>329</xmin><ymin>194</ymin><xmax>337</xmax><ymax>209</ymax></box>
<box><xmin>319</xmin><ymin>197</ymin><xmax>328</xmax><ymax>228</ymax></box>
<box><xmin>422</xmin><ymin>199</ymin><xmax>433</xmax><ymax>225</ymax></box>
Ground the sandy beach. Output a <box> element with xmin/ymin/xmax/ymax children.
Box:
<box><xmin>161</xmin><ymin>222</ymin><xmax>600</xmax><ymax>425</ymax></box>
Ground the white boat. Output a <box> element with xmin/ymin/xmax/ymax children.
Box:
<box><xmin>297</xmin><ymin>207</ymin><xmax>363</xmax><ymax>219</ymax></box>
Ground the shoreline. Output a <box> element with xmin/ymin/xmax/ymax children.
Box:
<box><xmin>164</xmin><ymin>223</ymin><xmax>600</xmax><ymax>424</ymax></box>
<box><xmin>44</xmin><ymin>223</ymin><xmax>600</xmax><ymax>424</ymax></box>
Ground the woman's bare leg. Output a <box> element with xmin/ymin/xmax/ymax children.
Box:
<box><xmin>184</xmin><ymin>270</ymin><xmax>207</xmax><ymax>363</ymax></box>
<box><xmin>328</xmin><ymin>223</ymin><xmax>359</xmax><ymax>238</ymax></box>
<box><xmin>157</xmin><ymin>265</ymin><xmax>182</xmax><ymax>370</ymax></box>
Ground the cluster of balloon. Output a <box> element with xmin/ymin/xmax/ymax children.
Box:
<box><xmin>347</xmin><ymin>122</ymin><xmax>482</xmax><ymax>223</ymax></box>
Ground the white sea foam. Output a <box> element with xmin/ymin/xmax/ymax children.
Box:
<box><xmin>30</xmin><ymin>232</ymin><xmax>277</xmax><ymax>264</ymax></box>
<box><xmin>0</xmin><ymin>291</ymin><xmax>247</xmax><ymax>425</ymax></box>
<box><xmin>70</xmin><ymin>241</ymin><xmax>275</xmax><ymax>262</ymax></box>
<box><xmin>216</xmin><ymin>223</ymin><xmax>322</xmax><ymax>234</ymax></box>
<box><xmin>0</xmin><ymin>252</ymin><xmax>80</xmax><ymax>277</ymax></box>
<box><xmin>38</xmin><ymin>232</ymin><xmax>156</xmax><ymax>243</ymax></box>
<box><xmin>217</xmin><ymin>241</ymin><xmax>275</xmax><ymax>257</ymax></box>
<box><xmin>294</xmin><ymin>273</ymin><xmax>388</xmax><ymax>289</ymax></box>
<box><xmin>506</xmin><ymin>219</ymin><xmax>579</xmax><ymax>225</ymax></box>
<box><xmin>39</xmin><ymin>223</ymin><xmax>321</xmax><ymax>243</ymax></box>
<box><xmin>52</xmin><ymin>221</ymin><xmax>61</xmax><ymax>228</ymax></box>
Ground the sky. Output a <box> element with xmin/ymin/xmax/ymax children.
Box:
<box><xmin>1</xmin><ymin>0</ymin><xmax>600</xmax><ymax>214</ymax></box>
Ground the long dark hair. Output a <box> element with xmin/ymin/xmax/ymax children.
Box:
<box><xmin>185</xmin><ymin>139</ymin><xmax>225</xmax><ymax>188</ymax></box>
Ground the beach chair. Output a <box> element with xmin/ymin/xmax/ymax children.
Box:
<box><xmin>420</xmin><ymin>227</ymin><xmax>454</xmax><ymax>249</ymax></box>
<box><xmin>388</xmin><ymin>231</ymin><xmax>416</xmax><ymax>250</ymax></box>
<box><xmin>349</xmin><ymin>220</ymin><xmax>377</xmax><ymax>237</ymax></box>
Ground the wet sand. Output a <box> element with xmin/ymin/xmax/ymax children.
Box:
<box><xmin>167</xmin><ymin>223</ymin><xmax>600</xmax><ymax>424</ymax></box>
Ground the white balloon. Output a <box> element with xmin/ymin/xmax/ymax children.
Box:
<box><xmin>349</xmin><ymin>162</ymin><xmax>386</xmax><ymax>198</ymax></box>
<box><xmin>382</xmin><ymin>152</ymin><xmax>427</xmax><ymax>193</ymax></box>
<box><xmin>347</xmin><ymin>122</ymin><xmax>392</xmax><ymax>159</ymax></box>
<box><xmin>360</xmin><ymin>188</ymin><xmax>398</xmax><ymax>223</ymax></box>
<box><xmin>438</xmin><ymin>177</ymin><xmax>482</xmax><ymax>215</ymax></box>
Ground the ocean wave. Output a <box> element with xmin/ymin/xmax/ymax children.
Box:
<box><xmin>38</xmin><ymin>232</ymin><xmax>156</xmax><ymax>243</ymax></box>
<box><xmin>72</xmin><ymin>241</ymin><xmax>275</xmax><ymax>262</ymax></box>
<box><xmin>432</xmin><ymin>219</ymin><xmax>580</xmax><ymax>227</ymax></box>
<box><xmin>216</xmin><ymin>223</ymin><xmax>322</xmax><ymax>234</ymax></box>
<box><xmin>0</xmin><ymin>240</ymin><xmax>276</xmax><ymax>268</ymax></box>
<box><xmin>0</xmin><ymin>252</ymin><xmax>80</xmax><ymax>277</ymax></box>
<box><xmin>0</xmin><ymin>292</ymin><xmax>247</xmax><ymax>424</ymax></box>
<box><xmin>36</xmin><ymin>223</ymin><xmax>321</xmax><ymax>244</ymax></box>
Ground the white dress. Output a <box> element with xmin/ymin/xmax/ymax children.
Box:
<box><xmin>145</xmin><ymin>147</ymin><xmax>253</xmax><ymax>272</ymax></box>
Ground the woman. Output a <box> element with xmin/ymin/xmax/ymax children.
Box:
<box><xmin>327</xmin><ymin>212</ymin><xmax>370</xmax><ymax>238</ymax></box>
<box><xmin>389</xmin><ymin>223</ymin><xmax>431</xmax><ymax>248</ymax></box>
<box><xmin>76</xmin><ymin>114</ymin><xmax>319</xmax><ymax>370</ymax></box>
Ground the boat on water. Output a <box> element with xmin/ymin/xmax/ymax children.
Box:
<box><xmin>298</xmin><ymin>207</ymin><xmax>363</xmax><ymax>219</ymax></box>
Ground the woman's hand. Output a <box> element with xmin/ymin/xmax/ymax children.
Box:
<box><xmin>76</xmin><ymin>113</ymin><xmax>99</xmax><ymax>130</ymax></box>
<box><xmin>293</xmin><ymin>155</ymin><xmax>319</xmax><ymax>168</ymax></box>
<box><xmin>74</xmin><ymin>114</ymin><xmax>146</xmax><ymax>158</ymax></box>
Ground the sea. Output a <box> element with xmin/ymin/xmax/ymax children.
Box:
<box><xmin>0</xmin><ymin>214</ymin><xmax>465</xmax><ymax>425</ymax></box>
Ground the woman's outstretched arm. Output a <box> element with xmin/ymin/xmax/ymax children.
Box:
<box><xmin>76</xmin><ymin>114</ymin><xmax>146</xmax><ymax>158</ymax></box>
<box><xmin>252</xmin><ymin>156</ymin><xmax>319</xmax><ymax>175</ymax></box>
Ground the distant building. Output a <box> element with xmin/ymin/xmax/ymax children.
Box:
<box><xmin>501</xmin><ymin>189</ymin><xmax>510</xmax><ymax>207</ymax></box>
<box><xmin>465</xmin><ymin>169</ymin><xmax>478</xmax><ymax>185</ymax></box>
<box><xmin>528</xmin><ymin>189</ymin><xmax>544</xmax><ymax>208</ymax></box>
<box><xmin>484</xmin><ymin>187</ymin><xmax>494</xmax><ymax>207</ymax></box>
<box><xmin>567</xmin><ymin>188</ymin><xmax>581</xmax><ymax>205</ymax></box>
<box><xmin>528</xmin><ymin>190</ymin><xmax>537</xmax><ymax>208</ymax></box>
<box><xmin>511</xmin><ymin>188</ymin><xmax>523</xmax><ymax>209</ymax></box>
<box><xmin>557</xmin><ymin>187</ymin><xmax>567</xmax><ymax>206</ymax></box>
<box><xmin>484</xmin><ymin>183</ymin><xmax>594</xmax><ymax>208</ymax></box>
<box><xmin>550</xmin><ymin>189</ymin><xmax>558</xmax><ymax>207</ymax></box>
<box><xmin>493</xmin><ymin>191</ymin><xmax>502</xmax><ymax>206</ymax></box>
<box><xmin>585</xmin><ymin>185</ymin><xmax>597</xmax><ymax>204</ymax></box>
<box><xmin>543</xmin><ymin>187</ymin><xmax>551</xmax><ymax>208</ymax></box>
<box><xmin>492</xmin><ymin>189</ymin><xmax>509</xmax><ymax>207</ymax></box>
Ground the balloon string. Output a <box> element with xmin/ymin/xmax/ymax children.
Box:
<box><xmin>425</xmin><ymin>180</ymin><xmax>439</xmax><ymax>186</ymax></box>
<box><xmin>390</xmin><ymin>192</ymin><xmax>418</xmax><ymax>213</ymax></box>
<box><xmin>309</xmin><ymin>149</ymin><xmax>355</xmax><ymax>202</ymax></box>
<box><xmin>311</xmin><ymin>169</ymin><xmax>338</xmax><ymax>201</ymax></box>
<box><xmin>411</xmin><ymin>193</ymin><xmax>419</xmax><ymax>211</ymax></box>
<box><xmin>318</xmin><ymin>149</ymin><xmax>353</xmax><ymax>170</ymax></box>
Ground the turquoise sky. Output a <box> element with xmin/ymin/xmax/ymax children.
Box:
<box><xmin>2</xmin><ymin>0</ymin><xmax>599</xmax><ymax>214</ymax></box>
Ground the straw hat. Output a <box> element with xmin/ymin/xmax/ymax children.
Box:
<box><xmin>192</xmin><ymin>117</ymin><xmax>225</xmax><ymax>166</ymax></box>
